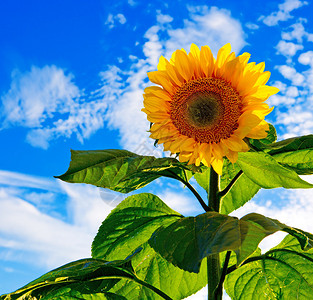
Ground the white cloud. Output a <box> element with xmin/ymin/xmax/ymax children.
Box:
<box><xmin>0</xmin><ymin>170</ymin><xmax>60</xmax><ymax>192</ymax></box>
<box><xmin>98</xmin><ymin>6</ymin><xmax>246</xmax><ymax>153</ymax></box>
<box><xmin>165</xmin><ymin>6</ymin><xmax>246</xmax><ymax>59</ymax></box>
<box><xmin>0</xmin><ymin>190</ymin><xmax>91</xmax><ymax>268</ymax></box>
<box><xmin>277</xmin><ymin>65</ymin><xmax>305</xmax><ymax>85</ymax></box>
<box><xmin>0</xmin><ymin>170</ymin><xmax>112</xmax><ymax>269</ymax></box>
<box><xmin>158</xmin><ymin>189</ymin><xmax>203</xmax><ymax>216</ymax></box>
<box><xmin>232</xmin><ymin>179</ymin><xmax>313</xmax><ymax>252</ymax></box>
<box><xmin>282</xmin><ymin>20</ymin><xmax>313</xmax><ymax>42</ymax></box>
<box><xmin>156</xmin><ymin>12</ymin><xmax>173</xmax><ymax>24</ymax></box>
<box><xmin>1</xmin><ymin>66</ymin><xmax>79</xmax><ymax>128</ymax></box>
<box><xmin>276</xmin><ymin>40</ymin><xmax>303</xmax><ymax>57</ymax></box>
<box><xmin>127</xmin><ymin>0</ymin><xmax>136</xmax><ymax>6</ymax></box>
<box><xmin>105</xmin><ymin>13</ymin><xmax>127</xmax><ymax>29</ymax></box>
<box><xmin>245</xmin><ymin>22</ymin><xmax>259</xmax><ymax>30</ymax></box>
<box><xmin>1</xmin><ymin>65</ymin><xmax>108</xmax><ymax>149</ymax></box>
<box><xmin>273</xmin><ymin>48</ymin><xmax>313</xmax><ymax>138</ymax></box>
<box><xmin>259</xmin><ymin>0</ymin><xmax>308</xmax><ymax>26</ymax></box>
<box><xmin>299</xmin><ymin>50</ymin><xmax>313</xmax><ymax>66</ymax></box>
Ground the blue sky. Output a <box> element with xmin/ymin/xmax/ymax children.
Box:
<box><xmin>1</xmin><ymin>0</ymin><xmax>313</xmax><ymax>297</ymax></box>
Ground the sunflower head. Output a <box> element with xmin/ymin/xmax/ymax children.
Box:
<box><xmin>142</xmin><ymin>44</ymin><xmax>279</xmax><ymax>174</ymax></box>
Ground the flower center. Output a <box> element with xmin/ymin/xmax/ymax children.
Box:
<box><xmin>170</xmin><ymin>77</ymin><xmax>242</xmax><ymax>143</ymax></box>
<box><xmin>186</xmin><ymin>91</ymin><xmax>223</xmax><ymax>128</ymax></box>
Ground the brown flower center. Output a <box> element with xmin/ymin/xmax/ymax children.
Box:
<box><xmin>170</xmin><ymin>77</ymin><xmax>242</xmax><ymax>143</ymax></box>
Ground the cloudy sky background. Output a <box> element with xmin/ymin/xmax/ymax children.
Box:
<box><xmin>1</xmin><ymin>0</ymin><xmax>313</xmax><ymax>297</ymax></box>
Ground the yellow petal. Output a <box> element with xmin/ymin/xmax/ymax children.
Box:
<box><xmin>146</xmin><ymin>111</ymin><xmax>171</xmax><ymax>123</ymax></box>
<box><xmin>190</xmin><ymin>43</ymin><xmax>200</xmax><ymax>59</ymax></box>
<box><xmin>148</xmin><ymin>71</ymin><xmax>174</xmax><ymax>94</ymax></box>
<box><xmin>225</xmin><ymin>150</ymin><xmax>238</xmax><ymax>164</ymax></box>
<box><xmin>179</xmin><ymin>137</ymin><xmax>197</xmax><ymax>152</ymax></box>
<box><xmin>236</xmin><ymin>112</ymin><xmax>263</xmax><ymax>138</ymax></box>
<box><xmin>251</xmin><ymin>85</ymin><xmax>280</xmax><ymax>99</ymax></box>
<box><xmin>164</xmin><ymin>62</ymin><xmax>184</xmax><ymax>87</ymax></box>
<box><xmin>143</xmin><ymin>97</ymin><xmax>169</xmax><ymax>112</ymax></box>
<box><xmin>200</xmin><ymin>143</ymin><xmax>212</xmax><ymax>166</ymax></box>
<box><xmin>145</xmin><ymin>87</ymin><xmax>173</xmax><ymax>102</ymax></box>
<box><xmin>214</xmin><ymin>43</ymin><xmax>232</xmax><ymax>76</ymax></box>
<box><xmin>211</xmin><ymin>158</ymin><xmax>223</xmax><ymax>175</ymax></box>
<box><xmin>170</xmin><ymin>136</ymin><xmax>190</xmax><ymax>153</ymax></box>
<box><xmin>222</xmin><ymin>136</ymin><xmax>249</xmax><ymax>152</ymax></box>
<box><xmin>174</xmin><ymin>50</ymin><xmax>193</xmax><ymax>81</ymax></box>
<box><xmin>200</xmin><ymin>46</ymin><xmax>214</xmax><ymax>77</ymax></box>
<box><xmin>246</xmin><ymin>120</ymin><xmax>269</xmax><ymax>139</ymax></box>
<box><xmin>157</xmin><ymin>56</ymin><xmax>168</xmax><ymax>71</ymax></box>
<box><xmin>211</xmin><ymin>143</ymin><xmax>224</xmax><ymax>160</ymax></box>
<box><xmin>179</xmin><ymin>151</ymin><xmax>192</xmax><ymax>163</ymax></box>
<box><xmin>255</xmin><ymin>71</ymin><xmax>271</xmax><ymax>86</ymax></box>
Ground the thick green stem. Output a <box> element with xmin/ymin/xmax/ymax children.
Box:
<box><xmin>209</xmin><ymin>167</ymin><xmax>220</xmax><ymax>212</ymax></box>
<box><xmin>207</xmin><ymin>255</ymin><xmax>222</xmax><ymax>300</ymax></box>
<box><xmin>207</xmin><ymin>167</ymin><xmax>222</xmax><ymax>300</ymax></box>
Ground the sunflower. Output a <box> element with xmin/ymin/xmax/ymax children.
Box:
<box><xmin>142</xmin><ymin>44</ymin><xmax>279</xmax><ymax>174</ymax></box>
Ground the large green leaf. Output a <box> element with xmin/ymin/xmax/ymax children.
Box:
<box><xmin>224</xmin><ymin>235</ymin><xmax>313</xmax><ymax>300</ymax></box>
<box><xmin>194</xmin><ymin>166</ymin><xmax>210</xmax><ymax>193</ymax></box>
<box><xmin>220</xmin><ymin>160</ymin><xmax>261</xmax><ymax>214</ymax></box>
<box><xmin>92</xmin><ymin>193</ymin><xmax>207</xmax><ymax>300</ymax></box>
<box><xmin>267</xmin><ymin>134</ymin><xmax>313</xmax><ymax>155</ymax></box>
<box><xmin>149</xmin><ymin>212</ymin><xmax>313</xmax><ymax>273</ymax></box>
<box><xmin>56</xmin><ymin>150</ymin><xmax>196</xmax><ymax>193</ymax></box>
<box><xmin>272</xmin><ymin>148</ymin><xmax>313</xmax><ymax>175</ymax></box>
<box><xmin>236</xmin><ymin>151</ymin><xmax>313</xmax><ymax>189</ymax></box>
<box><xmin>0</xmin><ymin>254</ymin><xmax>138</xmax><ymax>300</ymax></box>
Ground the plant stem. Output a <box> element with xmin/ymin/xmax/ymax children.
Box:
<box><xmin>218</xmin><ymin>170</ymin><xmax>243</xmax><ymax>198</ymax></box>
<box><xmin>167</xmin><ymin>170</ymin><xmax>211</xmax><ymax>212</ymax></box>
<box><xmin>207</xmin><ymin>166</ymin><xmax>222</xmax><ymax>300</ymax></box>
<box><xmin>209</xmin><ymin>167</ymin><xmax>220</xmax><ymax>212</ymax></box>
<box><xmin>183</xmin><ymin>179</ymin><xmax>211</xmax><ymax>212</ymax></box>
<box><xmin>133</xmin><ymin>276</ymin><xmax>173</xmax><ymax>300</ymax></box>
<box><xmin>215</xmin><ymin>251</ymin><xmax>231</xmax><ymax>298</ymax></box>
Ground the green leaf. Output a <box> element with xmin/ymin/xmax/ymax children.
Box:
<box><xmin>149</xmin><ymin>212</ymin><xmax>313</xmax><ymax>273</ymax></box>
<box><xmin>92</xmin><ymin>193</ymin><xmax>183</xmax><ymax>259</ymax></box>
<box><xmin>194</xmin><ymin>166</ymin><xmax>210</xmax><ymax>193</ymax></box>
<box><xmin>267</xmin><ymin>134</ymin><xmax>313</xmax><ymax>155</ymax></box>
<box><xmin>92</xmin><ymin>193</ymin><xmax>207</xmax><ymax>299</ymax></box>
<box><xmin>1</xmin><ymin>254</ymin><xmax>137</xmax><ymax>300</ymax></box>
<box><xmin>56</xmin><ymin>150</ymin><xmax>196</xmax><ymax>193</ymax></box>
<box><xmin>237</xmin><ymin>151</ymin><xmax>313</xmax><ymax>189</ymax></box>
<box><xmin>149</xmin><ymin>212</ymin><xmax>241</xmax><ymax>273</ymax></box>
<box><xmin>238</xmin><ymin>213</ymin><xmax>313</xmax><ymax>264</ymax></box>
<box><xmin>273</xmin><ymin>148</ymin><xmax>313</xmax><ymax>175</ymax></box>
<box><xmin>220</xmin><ymin>160</ymin><xmax>261</xmax><ymax>215</ymax></box>
<box><xmin>224</xmin><ymin>235</ymin><xmax>313</xmax><ymax>300</ymax></box>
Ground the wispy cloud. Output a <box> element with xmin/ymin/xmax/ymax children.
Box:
<box><xmin>0</xmin><ymin>65</ymin><xmax>108</xmax><ymax>149</ymax></box>
<box><xmin>264</xmin><ymin>1</ymin><xmax>313</xmax><ymax>138</ymax></box>
<box><xmin>105</xmin><ymin>13</ymin><xmax>127</xmax><ymax>29</ymax></box>
<box><xmin>259</xmin><ymin>0</ymin><xmax>308</xmax><ymax>26</ymax></box>
<box><xmin>0</xmin><ymin>170</ymin><xmax>112</xmax><ymax>270</ymax></box>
